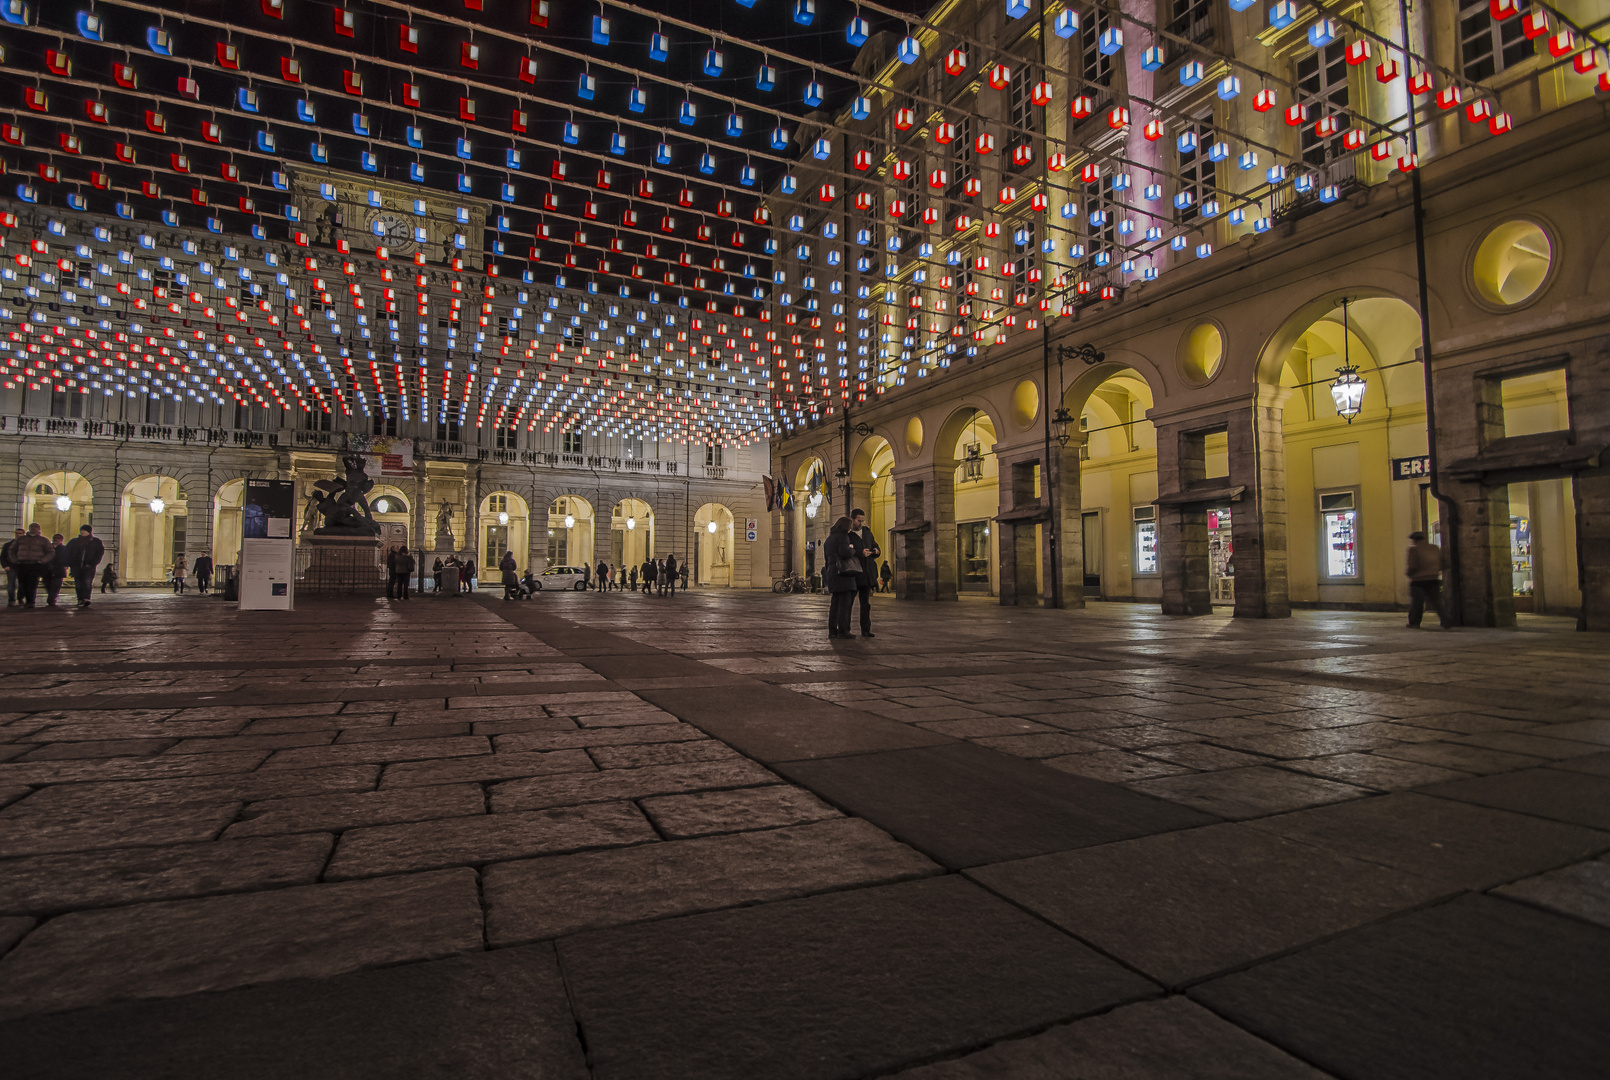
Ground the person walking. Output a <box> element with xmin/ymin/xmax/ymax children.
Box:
<box><xmin>65</xmin><ymin>525</ymin><xmax>105</xmax><ymax>609</ymax></box>
<box><xmin>664</xmin><ymin>553</ymin><xmax>679</xmax><ymax>597</ymax></box>
<box><xmin>879</xmin><ymin>559</ymin><xmax>892</xmax><ymax>594</ymax></box>
<box><xmin>1406</xmin><ymin>530</ymin><xmax>1451</xmax><ymax>629</ymax></box>
<box><xmin>465</xmin><ymin>558</ymin><xmax>479</xmax><ymax>593</ymax></box>
<box><xmin>680</xmin><ymin>562</ymin><xmax>689</xmax><ymax>592</ymax></box>
<box><xmin>581</xmin><ymin>561</ymin><xmax>591</xmax><ymax>591</ymax></box>
<box><xmin>193</xmin><ymin>553</ymin><xmax>214</xmax><ymax>595</ymax></box>
<box><xmin>385</xmin><ymin>545</ymin><xmax>399</xmax><ymax>600</ymax></box>
<box><xmin>392</xmin><ymin>547</ymin><xmax>415</xmax><ymax>600</ymax></box>
<box><xmin>10</xmin><ymin>524</ymin><xmax>56</xmax><ymax>609</ymax></box>
<box><xmin>595</xmin><ymin>559</ymin><xmax>609</xmax><ymax>595</ymax></box>
<box><xmin>100</xmin><ymin>561</ymin><xmax>118</xmax><ymax>594</ymax></box>
<box><xmin>640</xmin><ymin>557</ymin><xmax>657</xmax><ymax>597</ymax></box>
<box><xmin>825</xmin><ymin>516</ymin><xmax>861</xmax><ymax>639</ymax></box>
<box><xmin>500</xmin><ymin>550</ymin><xmax>520</xmax><ymax>600</ymax></box>
<box><xmin>45</xmin><ymin>533</ymin><xmax>69</xmax><ymax>607</ymax></box>
<box><xmin>629</xmin><ymin>564</ymin><xmax>638</xmax><ymax>592</ymax></box>
<box><xmin>848</xmin><ymin>508</ymin><xmax>881</xmax><ymax>638</ymax></box>
<box><xmin>432</xmin><ymin>556</ymin><xmax>444</xmax><ymax>594</ymax></box>
<box><xmin>2</xmin><ymin>527</ymin><xmax>23</xmax><ymax>605</ymax></box>
<box><xmin>171</xmin><ymin>557</ymin><xmax>188</xmax><ymax>595</ymax></box>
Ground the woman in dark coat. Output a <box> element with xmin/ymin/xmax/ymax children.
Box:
<box><xmin>432</xmin><ymin>557</ymin><xmax>444</xmax><ymax>593</ymax></box>
<box><xmin>500</xmin><ymin>550</ymin><xmax>520</xmax><ymax>600</ymax></box>
<box><xmin>825</xmin><ymin>516</ymin><xmax>860</xmax><ymax>639</ymax></box>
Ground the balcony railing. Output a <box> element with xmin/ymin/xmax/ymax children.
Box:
<box><xmin>3</xmin><ymin>416</ymin><xmax>716</xmax><ymax>477</ymax></box>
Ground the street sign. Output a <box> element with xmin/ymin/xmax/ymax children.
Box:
<box><xmin>1392</xmin><ymin>455</ymin><xmax>1432</xmax><ymax>481</ymax></box>
<box><xmin>745</xmin><ymin>517</ymin><xmax>758</xmax><ymax>542</ymax></box>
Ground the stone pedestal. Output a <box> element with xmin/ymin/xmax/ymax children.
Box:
<box><xmin>302</xmin><ymin>534</ymin><xmax>385</xmax><ymax>596</ymax></box>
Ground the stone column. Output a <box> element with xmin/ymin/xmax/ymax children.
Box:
<box><xmin>1157</xmin><ymin>422</ymin><xmax>1211</xmax><ymax>616</ymax></box>
<box><xmin>997</xmin><ymin>455</ymin><xmax>1040</xmax><ymax>607</ymax></box>
<box><xmin>1575</xmin><ymin>473</ymin><xmax>1610</xmax><ymax>631</ymax></box>
<box><xmin>1451</xmin><ymin>478</ymin><xmax>1515</xmax><ymax>627</ymax></box>
<box><xmin>1048</xmin><ymin>437</ymin><xmax>1085</xmax><ymax>608</ymax></box>
<box><xmin>922</xmin><ymin>464</ymin><xmax>958</xmax><ymax>601</ymax></box>
<box><xmin>1230</xmin><ymin>386</ymin><xmax>1292</xmax><ymax>619</ymax></box>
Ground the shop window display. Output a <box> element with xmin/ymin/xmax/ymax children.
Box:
<box><xmin>958</xmin><ymin>520</ymin><xmax>991</xmax><ymax>591</ymax></box>
<box><xmin>1320</xmin><ymin>492</ymin><xmax>1359</xmax><ymax>579</ymax></box>
<box><xmin>1133</xmin><ymin>505</ymin><xmax>1159</xmax><ymax>575</ymax></box>
<box><xmin>1208</xmin><ymin>506</ymin><xmax>1234</xmax><ymax>603</ymax></box>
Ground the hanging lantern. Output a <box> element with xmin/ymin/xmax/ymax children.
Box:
<box><xmin>892</xmin><ymin>159</ymin><xmax>914</xmax><ymax>181</ymax></box>
<box><xmin>1347</xmin><ymin>39</ymin><xmax>1370</xmax><ymax>65</ymax></box>
<box><xmin>945</xmin><ymin>49</ymin><xmax>968</xmax><ymax>75</ymax></box>
<box><xmin>1107</xmin><ymin>106</ymin><xmax>1130</xmax><ymax>129</ymax></box>
<box><xmin>1377</xmin><ymin>58</ymin><xmax>1401</xmax><ymax>82</ymax></box>
<box><xmin>929</xmin><ymin>168</ymin><xmax>948</xmax><ymax>188</ymax></box>
<box><xmin>975</xmin><ymin>133</ymin><xmax>995</xmax><ymax>155</ymax></box>
<box><xmin>1047</xmin><ymin>152</ymin><xmax>1069</xmax><ymax>171</ymax></box>
<box><xmin>1285</xmin><ymin>103</ymin><xmax>1309</xmax><ymax>126</ymax></box>
<box><xmin>1329</xmin><ymin>301</ymin><xmax>1366</xmax><ymax>421</ymax></box>
<box><xmin>895</xmin><ymin>107</ymin><xmax>916</xmax><ymax>130</ymax></box>
<box><xmin>1070</xmin><ymin>95</ymin><xmax>1094</xmax><ymax>118</ymax></box>
<box><xmin>989</xmin><ymin>64</ymin><xmax>1012</xmax><ymax>89</ymax></box>
<box><xmin>1254</xmin><ymin>88</ymin><xmax>1278</xmax><ymax>111</ymax></box>
<box><xmin>963</xmin><ymin>177</ymin><xmax>983</xmax><ymax>197</ymax></box>
<box><xmin>1144</xmin><ymin>119</ymin><xmax>1165</xmax><ymax>140</ymax></box>
<box><xmin>1032</xmin><ymin>81</ymin><xmax>1053</xmax><ymax>106</ymax></box>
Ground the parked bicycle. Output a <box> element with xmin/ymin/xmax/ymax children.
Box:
<box><xmin>772</xmin><ymin>573</ymin><xmax>808</xmax><ymax>594</ymax></box>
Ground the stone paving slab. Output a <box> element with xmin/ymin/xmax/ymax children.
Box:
<box><xmin>1493</xmin><ymin>855</ymin><xmax>1610</xmax><ymax>930</ymax></box>
<box><xmin>491</xmin><ymin>759</ymin><xmax>781</xmax><ymax>812</ymax></box>
<box><xmin>486</xmin><ymin>818</ymin><xmax>940</xmax><ymax>944</ymax></box>
<box><xmin>1418</xmin><ymin>768</ymin><xmax>1610</xmax><ymax>829</ymax></box>
<box><xmin>0</xmin><ymin>799</ymin><xmax>242</xmax><ymax>857</ymax></box>
<box><xmin>1129</xmin><ymin>766</ymin><xmax>1370</xmax><ymax>820</ymax></box>
<box><xmin>888</xmin><ymin>996</ymin><xmax>1330</xmax><ymax>1079</ymax></box>
<box><xmin>1242</xmin><ymin>792</ymin><xmax>1610</xmax><ymax>891</ymax></box>
<box><xmin>558</xmin><ymin>875</ymin><xmax>1158</xmax><ymax>1080</ymax></box>
<box><xmin>0</xmin><ymin>765</ymin><xmax>379</xmax><ymax>812</ymax></box>
<box><xmin>0</xmin><ymin>868</ymin><xmax>483</xmax><ymax>1020</ymax></box>
<box><xmin>259</xmin><ymin>735</ymin><xmax>491</xmax><ymax>770</ymax></box>
<box><xmin>0</xmin><ymin>834</ymin><xmax>333</xmax><ymax>913</ymax></box>
<box><xmin>378</xmin><ymin>747</ymin><xmax>597</xmax><ymax>788</ymax></box>
<box><xmin>224</xmin><ymin>782</ymin><xmax>487</xmax><ymax>838</ymax></box>
<box><xmin>1192</xmin><ymin>895</ymin><xmax>1610</xmax><ymax>1080</ymax></box>
<box><xmin>492</xmin><ymin>723</ymin><xmax>709</xmax><ymax>752</ymax></box>
<box><xmin>0</xmin><ymin>944</ymin><xmax>589</xmax><ymax>1080</ymax></box>
<box><xmin>777</xmin><ymin>742</ymin><xmax>1216</xmax><ymax>869</ymax></box>
<box><xmin>640</xmin><ymin>785</ymin><xmax>841</xmax><ymax>838</ymax></box>
<box><xmin>970</xmin><ymin>822</ymin><xmax>1448</xmax><ymax>987</ymax></box>
<box><xmin>325</xmin><ymin>801</ymin><xmax>658</xmax><ymax>879</ymax></box>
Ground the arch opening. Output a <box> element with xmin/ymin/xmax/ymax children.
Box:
<box><xmin>546</xmin><ymin>496</ymin><xmax>594</xmax><ymax>569</ymax></box>
<box><xmin>693</xmin><ymin>503</ymin><xmax>735</xmax><ymax>586</ymax></box>
<box><xmin>121</xmin><ymin>475</ymin><xmax>188</xmax><ymax>585</ymax></box>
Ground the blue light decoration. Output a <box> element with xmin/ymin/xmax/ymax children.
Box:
<box><xmin>812</xmin><ymin>136</ymin><xmax>832</xmax><ymax>159</ymax></box>
<box><xmin>1269</xmin><ymin>1</ymin><xmax>1298</xmax><ymax>30</ymax></box>
<box><xmin>852</xmin><ymin>96</ymin><xmax>871</xmax><ymax>120</ymax></box>
<box><xmin>704</xmin><ymin>49</ymin><xmax>725</xmax><ymax>77</ymax></box>
<box><xmin>898</xmin><ymin>36</ymin><xmax>921</xmax><ymax>64</ymax></box>
<box><xmin>1229</xmin><ymin>207</ymin><xmax>1247</xmax><ymax>225</ymax></box>
<box><xmin>1308</xmin><ymin>18</ymin><xmax>1338</xmax><ymax>47</ymax></box>
<box><xmin>629</xmin><ymin>87</ymin><xmax>647</xmax><ymax>112</ymax></box>
<box><xmin>803</xmin><ymin>81</ymin><xmax>824</xmax><ymax>107</ymax></box>
<box><xmin>1170</xmin><ymin>235</ymin><xmax>1188</xmax><ymax>250</ymax></box>
<box><xmin>1144</xmin><ymin>183</ymin><xmax>1163</xmax><ymax>201</ymax></box>
<box><xmin>725</xmin><ymin>113</ymin><xmax>744</xmax><ymax>137</ymax></box>
<box><xmin>271</xmin><ymin>171</ymin><xmax>289</xmax><ymax>190</ymax></box>
<box><xmin>794</xmin><ymin>0</ymin><xmax>815</xmax><ymax>24</ymax></box>
<box><xmin>1060</xmin><ymin>202</ymin><xmax>1077</xmax><ymax>218</ymax></box>
<box><xmin>847</xmin><ymin>16</ymin><xmax>870</xmax><ymax>46</ymax></box>
<box><xmin>656</xmin><ymin>142</ymin><xmax>673</xmax><ymax>164</ymax></box>
<box><xmin>1197</xmin><ymin>243</ymin><xmax>1213</xmax><ymax>259</ymax></box>
<box><xmin>297</xmin><ymin>100</ymin><xmax>318</xmax><ymax>123</ymax></box>
<box><xmin>1253</xmin><ymin>217</ymin><xmax>1272</xmax><ymax>232</ymax></box>
<box><xmin>741</xmin><ymin>165</ymin><xmax>758</xmax><ymax>186</ymax></box>
<box><xmin>649</xmin><ymin>33</ymin><xmax>668</xmax><ymax>61</ymax></box>
<box><xmin>361</xmin><ymin>151</ymin><xmax>378</xmax><ymax>172</ymax></box>
<box><xmin>679</xmin><ymin>100</ymin><xmax>697</xmax><ymax>125</ymax></box>
<box><xmin>770</xmin><ymin>126</ymin><xmax>791</xmax><ymax>149</ymax></box>
<box><xmin>1197</xmin><ymin>198</ymin><xmax>1221</xmax><ymax>218</ymax></box>
<box><xmin>147</xmin><ymin>27</ymin><xmax>173</xmax><ymax>55</ymax></box>
<box><xmin>1180</xmin><ymin>61</ymin><xmax>1205</xmax><ymax>86</ymax></box>
<box><xmin>405</xmin><ymin>125</ymin><xmax>423</xmax><ymax>147</ymax></box>
<box><xmin>76</xmin><ymin>11</ymin><xmax>104</xmax><ymax>39</ymax></box>
<box><xmin>592</xmin><ymin>16</ymin><xmax>610</xmax><ymax>44</ymax></box>
<box><xmin>609</xmin><ymin>132</ymin><xmax>626</xmax><ymax>155</ymax></box>
<box><xmin>1218</xmin><ymin>75</ymin><xmax>1242</xmax><ymax>100</ymax></box>
<box><xmin>1266</xmin><ymin>164</ymin><xmax>1287</xmax><ymax>184</ymax></box>
<box><xmin>1319</xmin><ymin>185</ymin><xmax>1340</xmax><ymax>203</ymax></box>
<box><xmin>700</xmin><ymin>153</ymin><xmax>716</xmax><ymax>175</ymax></box>
<box><xmin>1228</xmin><ymin>0</ymin><xmax>1256</xmax><ymax>9</ymax></box>
<box><xmin>1208</xmin><ymin>140</ymin><xmax>1230</xmax><ymax>161</ymax></box>
<box><xmin>256</xmin><ymin>131</ymin><xmax>276</xmax><ymax>152</ymax></box>
<box><xmin>1006</xmin><ymin>0</ymin><xmax>1030</xmax><ymax>18</ymax></box>
<box><xmin>1145</xmin><ymin>226</ymin><xmax>1163</xmax><ymax>241</ymax></box>
<box><xmin>577</xmin><ymin>73</ymin><xmax>596</xmax><ymax>100</ymax></box>
<box><xmin>238</xmin><ymin>89</ymin><xmax>261</xmax><ymax>113</ymax></box>
<box><xmin>563</xmin><ymin>121</ymin><xmax>580</xmax><ymax>144</ymax></box>
<box><xmin>1053</xmin><ymin>9</ymin><xmax>1080</xmax><ymax>37</ymax></box>
<box><xmin>1177</xmin><ymin>131</ymin><xmax>1199</xmax><ymax>154</ymax></box>
<box><xmin>781</xmin><ymin>175</ymin><xmax>798</xmax><ymax>194</ymax></box>
<box><xmin>1142</xmin><ymin>46</ymin><xmax>1165</xmax><ymax>70</ymax></box>
<box><xmin>1294</xmin><ymin>172</ymin><xmax>1315</xmax><ymax>193</ymax></box>
<box><xmin>353</xmin><ymin>114</ymin><xmax>371</xmax><ymax>136</ymax></box>
<box><xmin>1112</xmin><ymin>172</ymin><xmax>1132</xmax><ymax>191</ymax></box>
<box><xmin>757</xmin><ymin>64</ymin><xmax>777</xmax><ymax>91</ymax></box>
<box><xmin>1174</xmin><ymin>191</ymin><xmax>1195</xmax><ymax>209</ymax></box>
<box><xmin>1099</xmin><ymin>27</ymin><xmax>1123</xmax><ymax>54</ymax></box>
<box><xmin>310</xmin><ymin>142</ymin><xmax>328</xmax><ymax>163</ymax></box>
<box><xmin>1237</xmin><ymin>150</ymin><xmax>1258</xmax><ymax>170</ymax></box>
<box><xmin>456</xmin><ymin>138</ymin><xmax>472</xmax><ymax>159</ymax></box>
<box><xmin>1094</xmin><ymin>251</ymin><xmax>1111</xmax><ymax>267</ymax></box>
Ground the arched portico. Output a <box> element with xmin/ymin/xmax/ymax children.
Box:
<box><xmin>480</xmin><ymin>491</ymin><xmax>529</xmax><ymax>570</ymax></box>
<box><xmin>545</xmin><ymin>495</ymin><xmax>594</xmax><ymax>569</ymax></box>
<box><xmin>121</xmin><ymin>475</ymin><xmax>188</xmax><ymax>585</ymax></box>
<box><xmin>693</xmin><ymin>502</ymin><xmax>734</xmax><ymax>585</ymax></box>
<box><xmin>23</xmin><ymin>470</ymin><xmax>94</xmax><ymax>540</ymax></box>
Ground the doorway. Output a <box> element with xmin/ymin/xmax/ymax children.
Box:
<box><xmin>1081</xmin><ymin>511</ymin><xmax>1102</xmax><ymax>591</ymax></box>
<box><xmin>1209</xmin><ymin>505</ymin><xmax>1235</xmax><ymax>605</ymax></box>
<box><xmin>957</xmin><ymin>520</ymin><xmax>992</xmax><ymax>592</ymax></box>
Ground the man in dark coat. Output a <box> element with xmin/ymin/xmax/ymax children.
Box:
<box><xmin>640</xmin><ymin>557</ymin><xmax>657</xmax><ymax>598</ymax></box>
<box><xmin>2</xmin><ymin>527</ymin><xmax>22</xmax><ymax>605</ymax></box>
<box><xmin>847</xmin><ymin>509</ymin><xmax>881</xmax><ymax>637</ymax></box>
<box><xmin>595</xmin><ymin>559</ymin><xmax>609</xmax><ymax>595</ymax></box>
<box><xmin>65</xmin><ymin>525</ymin><xmax>106</xmax><ymax>609</ymax></box>
<box><xmin>392</xmin><ymin>548</ymin><xmax>416</xmax><ymax>600</ymax></box>
<box><xmin>10</xmin><ymin>524</ymin><xmax>56</xmax><ymax>609</ymax></box>
<box><xmin>193</xmin><ymin>553</ymin><xmax>214</xmax><ymax>595</ymax></box>
<box><xmin>663</xmin><ymin>553</ymin><xmax>679</xmax><ymax>597</ymax></box>
<box><xmin>45</xmin><ymin>533</ymin><xmax>69</xmax><ymax>607</ymax></box>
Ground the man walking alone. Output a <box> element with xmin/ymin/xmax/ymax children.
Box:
<box><xmin>847</xmin><ymin>508</ymin><xmax>881</xmax><ymax>637</ymax></box>
<box><xmin>65</xmin><ymin>525</ymin><xmax>105</xmax><ymax>609</ymax></box>
<box><xmin>1405</xmin><ymin>530</ymin><xmax>1451</xmax><ymax>629</ymax></box>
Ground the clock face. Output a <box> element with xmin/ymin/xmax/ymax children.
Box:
<box><xmin>365</xmin><ymin>208</ymin><xmax>420</xmax><ymax>253</ymax></box>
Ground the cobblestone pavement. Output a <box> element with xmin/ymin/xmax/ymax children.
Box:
<box><xmin>2</xmin><ymin>587</ymin><xmax>1609</xmax><ymax>1079</ymax></box>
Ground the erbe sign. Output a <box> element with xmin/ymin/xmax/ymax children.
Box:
<box><xmin>1392</xmin><ymin>456</ymin><xmax>1433</xmax><ymax>481</ymax></box>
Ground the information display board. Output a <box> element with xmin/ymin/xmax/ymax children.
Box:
<box><xmin>239</xmin><ymin>537</ymin><xmax>295</xmax><ymax>610</ymax></box>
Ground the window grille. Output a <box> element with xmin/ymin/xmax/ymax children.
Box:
<box><xmin>1296</xmin><ymin>42</ymin><xmax>1351</xmax><ymax>167</ymax></box>
<box><xmin>1167</xmin><ymin>0</ymin><xmax>1214</xmax><ymax>44</ymax></box>
<box><xmin>1460</xmin><ymin>0</ymin><xmax>1533</xmax><ymax>81</ymax></box>
<box><xmin>1177</xmin><ymin>111</ymin><xmax>1217</xmax><ymax>223</ymax></box>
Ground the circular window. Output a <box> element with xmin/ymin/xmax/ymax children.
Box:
<box><xmin>1011</xmin><ymin>379</ymin><xmax>1039</xmax><ymax>429</ymax></box>
<box><xmin>1472</xmin><ymin>220</ymin><xmax>1552</xmax><ymax>306</ymax></box>
<box><xmin>904</xmin><ymin>416</ymin><xmax>924</xmax><ymax>457</ymax></box>
<box><xmin>1178</xmin><ymin>322</ymin><xmax>1224</xmax><ymax>385</ymax></box>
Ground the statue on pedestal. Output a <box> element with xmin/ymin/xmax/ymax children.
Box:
<box><xmin>310</xmin><ymin>453</ymin><xmax>382</xmax><ymax>536</ymax></box>
<box><xmin>434</xmin><ymin>499</ymin><xmax>457</xmax><ymax>552</ymax></box>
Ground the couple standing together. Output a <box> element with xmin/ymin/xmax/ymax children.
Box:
<box><xmin>825</xmin><ymin>509</ymin><xmax>880</xmax><ymax>640</ymax></box>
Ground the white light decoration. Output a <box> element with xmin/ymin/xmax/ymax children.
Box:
<box><xmin>374</xmin><ymin>498</ymin><xmax>390</xmax><ymax>513</ymax></box>
<box><xmin>626</xmin><ymin>516</ymin><xmax>636</xmax><ymax>530</ymax></box>
<box><xmin>707</xmin><ymin>520</ymin><xmax>718</xmax><ymax>533</ymax></box>
<box><xmin>564</xmin><ymin>514</ymin><xmax>576</xmax><ymax>528</ymax></box>
<box><xmin>54</xmin><ymin>494</ymin><xmax>72</xmax><ymax>513</ymax></box>
<box><xmin>149</xmin><ymin>498</ymin><xmax>166</xmax><ymax>514</ymax></box>
<box><xmin>498</xmin><ymin>511</ymin><xmax>510</xmax><ymax>525</ymax></box>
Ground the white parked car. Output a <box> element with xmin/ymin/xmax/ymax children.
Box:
<box><xmin>536</xmin><ymin>565</ymin><xmax>590</xmax><ymax>591</ymax></box>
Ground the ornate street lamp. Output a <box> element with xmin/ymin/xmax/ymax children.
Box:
<box><xmin>1329</xmin><ymin>298</ymin><xmax>1366</xmax><ymax>423</ymax></box>
<box><xmin>149</xmin><ymin>497</ymin><xmax>166</xmax><ymax>515</ymax></box>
